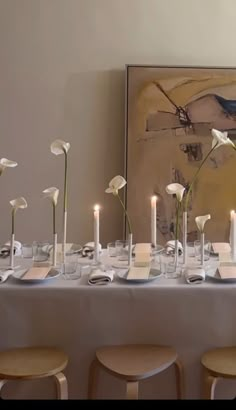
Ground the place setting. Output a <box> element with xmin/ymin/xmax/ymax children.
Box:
<box><xmin>85</xmin><ymin>241</ymin><xmax>165</xmax><ymax>286</ymax></box>
<box><xmin>0</xmin><ymin>241</ymin><xmax>59</xmax><ymax>285</ymax></box>
<box><xmin>0</xmin><ymin>240</ymin><xmax>88</xmax><ymax>285</ymax></box>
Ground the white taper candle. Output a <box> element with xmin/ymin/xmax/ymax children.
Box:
<box><xmin>230</xmin><ymin>210</ymin><xmax>236</xmax><ymax>261</ymax></box>
<box><xmin>151</xmin><ymin>196</ymin><xmax>157</xmax><ymax>247</ymax></box>
<box><xmin>94</xmin><ymin>204</ymin><xmax>100</xmax><ymax>263</ymax></box>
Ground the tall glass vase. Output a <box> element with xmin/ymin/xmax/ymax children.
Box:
<box><xmin>128</xmin><ymin>233</ymin><xmax>133</xmax><ymax>266</ymax></box>
<box><xmin>10</xmin><ymin>233</ymin><xmax>14</xmax><ymax>269</ymax></box>
<box><xmin>165</xmin><ymin>239</ymin><xmax>181</xmax><ymax>279</ymax></box>
<box><xmin>200</xmin><ymin>232</ymin><xmax>205</xmax><ymax>267</ymax></box>
<box><xmin>53</xmin><ymin>233</ymin><xmax>57</xmax><ymax>267</ymax></box>
<box><xmin>182</xmin><ymin>211</ymin><xmax>187</xmax><ymax>265</ymax></box>
<box><xmin>174</xmin><ymin>239</ymin><xmax>179</xmax><ymax>268</ymax></box>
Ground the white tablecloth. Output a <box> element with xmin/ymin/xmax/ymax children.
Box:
<box><xmin>0</xmin><ymin>256</ymin><xmax>236</xmax><ymax>399</ymax></box>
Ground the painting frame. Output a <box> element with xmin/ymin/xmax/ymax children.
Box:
<box><xmin>125</xmin><ymin>64</ymin><xmax>236</xmax><ymax>244</ymax></box>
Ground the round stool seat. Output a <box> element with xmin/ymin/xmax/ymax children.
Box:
<box><xmin>96</xmin><ymin>344</ymin><xmax>177</xmax><ymax>381</ymax></box>
<box><xmin>0</xmin><ymin>347</ymin><xmax>68</xmax><ymax>380</ymax></box>
<box><xmin>201</xmin><ymin>347</ymin><xmax>236</xmax><ymax>378</ymax></box>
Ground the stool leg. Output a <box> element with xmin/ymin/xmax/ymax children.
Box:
<box><xmin>174</xmin><ymin>359</ymin><xmax>184</xmax><ymax>399</ymax></box>
<box><xmin>126</xmin><ymin>381</ymin><xmax>139</xmax><ymax>399</ymax></box>
<box><xmin>54</xmin><ymin>372</ymin><xmax>68</xmax><ymax>399</ymax></box>
<box><xmin>0</xmin><ymin>380</ymin><xmax>7</xmax><ymax>399</ymax></box>
<box><xmin>202</xmin><ymin>369</ymin><xmax>218</xmax><ymax>400</ymax></box>
<box><xmin>88</xmin><ymin>359</ymin><xmax>100</xmax><ymax>399</ymax></box>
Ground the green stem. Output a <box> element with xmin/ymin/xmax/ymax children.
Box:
<box><xmin>117</xmin><ymin>192</ymin><xmax>132</xmax><ymax>234</ymax></box>
<box><xmin>175</xmin><ymin>200</ymin><xmax>180</xmax><ymax>241</ymax></box>
<box><xmin>53</xmin><ymin>203</ymin><xmax>56</xmax><ymax>235</ymax></box>
<box><xmin>11</xmin><ymin>209</ymin><xmax>16</xmax><ymax>235</ymax></box>
<box><xmin>184</xmin><ymin>142</ymin><xmax>218</xmax><ymax>211</ymax></box>
<box><xmin>63</xmin><ymin>151</ymin><xmax>68</xmax><ymax>212</ymax></box>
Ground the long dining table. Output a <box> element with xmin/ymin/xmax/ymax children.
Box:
<box><xmin>0</xmin><ymin>254</ymin><xmax>236</xmax><ymax>400</ymax></box>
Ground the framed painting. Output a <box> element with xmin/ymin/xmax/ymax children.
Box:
<box><xmin>125</xmin><ymin>65</ymin><xmax>236</xmax><ymax>245</ymax></box>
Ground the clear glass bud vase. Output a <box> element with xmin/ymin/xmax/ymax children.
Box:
<box><xmin>164</xmin><ymin>239</ymin><xmax>182</xmax><ymax>279</ymax></box>
<box><xmin>182</xmin><ymin>211</ymin><xmax>187</xmax><ymax>265</ymax></box>
<box><xmin>128</xmin><ymin>233</ymin><xmax>133</xmax><ymax>266</ymax></box>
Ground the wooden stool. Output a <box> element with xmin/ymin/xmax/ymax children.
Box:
<box><xmin>0</xmin><ymin>347</ymin><xmax>68</xmax><ymax>399</ymax></box>
<box><xmin>201</xmin><ymin>346</ymin><xmax>236</xmax><ymax>399</ymax></box>
<box><xmin>88</xmin><ymin>344</ymin><xmax>184</xmax><ymax>399</ymax></box>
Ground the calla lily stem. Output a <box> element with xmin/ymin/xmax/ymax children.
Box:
<box><xmin>11</xmin><ymin>209</ymin><xmax>16</xmax><ymax>235</ymax></box>
<box><xmin>117</xmin><ymin>192</ymin><xmax>132</xmax><ymax>234</ymax></box>
<box><xmin>184</xmin><ymin>142</ymin><xmax>218</xmax><ymax>211</ymax></box>
<box><xmin>53</xmin><ymin>203</ymin><xmax>56</xmax><ymax>235</ymax></box>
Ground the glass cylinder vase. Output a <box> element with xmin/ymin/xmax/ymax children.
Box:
<box><xmin>128</xmin><ymin>233</ymin><xmax>133</xmax><ymax>266</ymax></box>
<box><xmin>182</xmin><ymin>211</ymin><xmax>187</xmax><ymax>265</ymax></box>
<box><xmin>163</xmin><ymin>239</ymin><xmax>182</xmax><ymax>279</ymax></box>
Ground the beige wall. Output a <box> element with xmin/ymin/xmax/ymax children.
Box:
<box><xmin>0</xmin><ymin>0</ymin><xmax>235</xmax><ymax>246</ymax></box>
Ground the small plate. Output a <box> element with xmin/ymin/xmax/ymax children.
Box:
<box><xmin>206</xmin><ymin>264</ymin><xmax>236</xmax><ymax>283</ymax></box>
<box><xmin>12</xmin><ymin>268</ymin><xmax>61</xmax><ymax>284</ymax></box>
<box><xmin>117</xmin><ymin>268</ymin><xmax>162</xmax><ymax>283</ymax></box>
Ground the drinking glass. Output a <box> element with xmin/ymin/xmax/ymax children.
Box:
<box><xmin>194</xmin><ymin>240</ymin><xmax>211</xmax><ymax>261</ymax></box>
<box><xmin>62</xmin><ymin>251</ymin><xmax>80</xmax><ymax>279</ymax></box>
<box><xmin>151</xmin><ymin>244</ymin><xmax>164</xmax><ymax>257</ymax></box>
<box><xmin>151</xmin><ymin>249</ymin><xmax>163</xmax><ymax>274</ymax></box>
<box><xmin>22</xmin><ymin>243</ymin><xmax>33</xmax><ymax>258</ymax></box>
<box><xmin>160</xmin><ymin>252</ymin><xmax>182</xmax><ymax>279</ymax></box>
<box><xmin>62</xmin><ymin>262</ymin><xmax>80</xmax><ymax>279</ymax></box>
<box><xmin>33</xmin><ymin>242</ymin><xmax>51</xmax><ymax>262</ymax></box>
<box><xmin>115</xmin><ymin>240</ymin><xmax>128</xmax><ymax>261</ymax></box>
<box><xmin>187</xmin><ymin>242</ymin><xmax>195</xmax><ymax>258</ymax></box>
<box><xmin>107</xmin><ymin>242</ymin><xmax>116</xmax><ymax>257</ymax></box>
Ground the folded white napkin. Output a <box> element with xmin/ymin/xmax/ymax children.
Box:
<box><xmin>184</xmin><ymin>267</ymin><xmax>205</xmax><ymax>284</ymax></box>
<box><xmin>0</xmin><ymin>241</ymin><xmax>22</xmax><ymax>258</ymax></box>
<box><xmin>166</xmin><ymin>240</ymin><xmax>183</xmax><ymax>255</ymax></box>
<box><xmin>85</xmin><ymin>242</ymin><xmax>102</xmax><ymax>251</ymax></box>
<box><xmin>0</xmin><ymin>269</ymin><xmax>14</xmax><ymax>283</ymax></box>
<box><xmin>88</xmin><ymin>268</ymin><xmax>114</xmax><ymax>286</ymax></box>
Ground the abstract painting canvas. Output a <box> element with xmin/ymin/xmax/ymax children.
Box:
<box><xmin>125</xmin><ymin>65</ymin><xmax>236</xmax><ymax>245</ymax></box>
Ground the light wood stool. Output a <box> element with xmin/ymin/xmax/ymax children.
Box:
<box><xmin>88</xmin><ymin>344</ymin><xmax>184</xmax><ymax>399</ymax></box>
<box><xmin>201</xmin><ymin>346</ymin><xmax>236</xmax><ymax>399</ymax></box>
<box><xmin>0</xmin><ymin>346</ymin><xmax>68</xmax><ymax>399</ymax></box>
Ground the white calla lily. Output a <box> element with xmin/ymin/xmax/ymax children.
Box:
<box><xmin>195</xmin><ymin>214</ymin><xmax>211</xmax><ymax>233</ymax></box>
<box><xmin>10</xmin><ymin>197</ymin><xmax>27</xmax><ymax>210</ymax></box>
<box><xmin>211</xmin><ymin>128</ymin><xmax>235</xmax><ymax>149</ymax></box>
<box><xmin>50</xmin><ymin>139</ymin><xmax>70</xmax><ymax>155</ymax></box>
<box><xmin>9</xmin><ymin>197</ymin><xmax>27</xmax><ymax>241</ymax></box>
<box><xmin>166</xmin><ymin>183</ymin><xmax>185</xmax><ymax>202</ymax></box>
<box><xmin>0</xmin><ymin>158</ymin><xmax>17</xmax><ymax>175</ymax></box>
<box><xmin>105</xmin><ymin>175</ymin><xmax>132</xmax><ymax>234</ymax></box>
<box><xmin>43</xmin><ymin>187</ymin><xmax>59</xmax><ymax>206</ymax></box>
<box><xmin>43</xmin><ymin>188</ymin><xmax>59</xmax><ymax>240</ymax></box>
<box><xmin>105</xmin><ymin>175</ymin><xmax>127</xmax><ymax>195</ymax></box>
